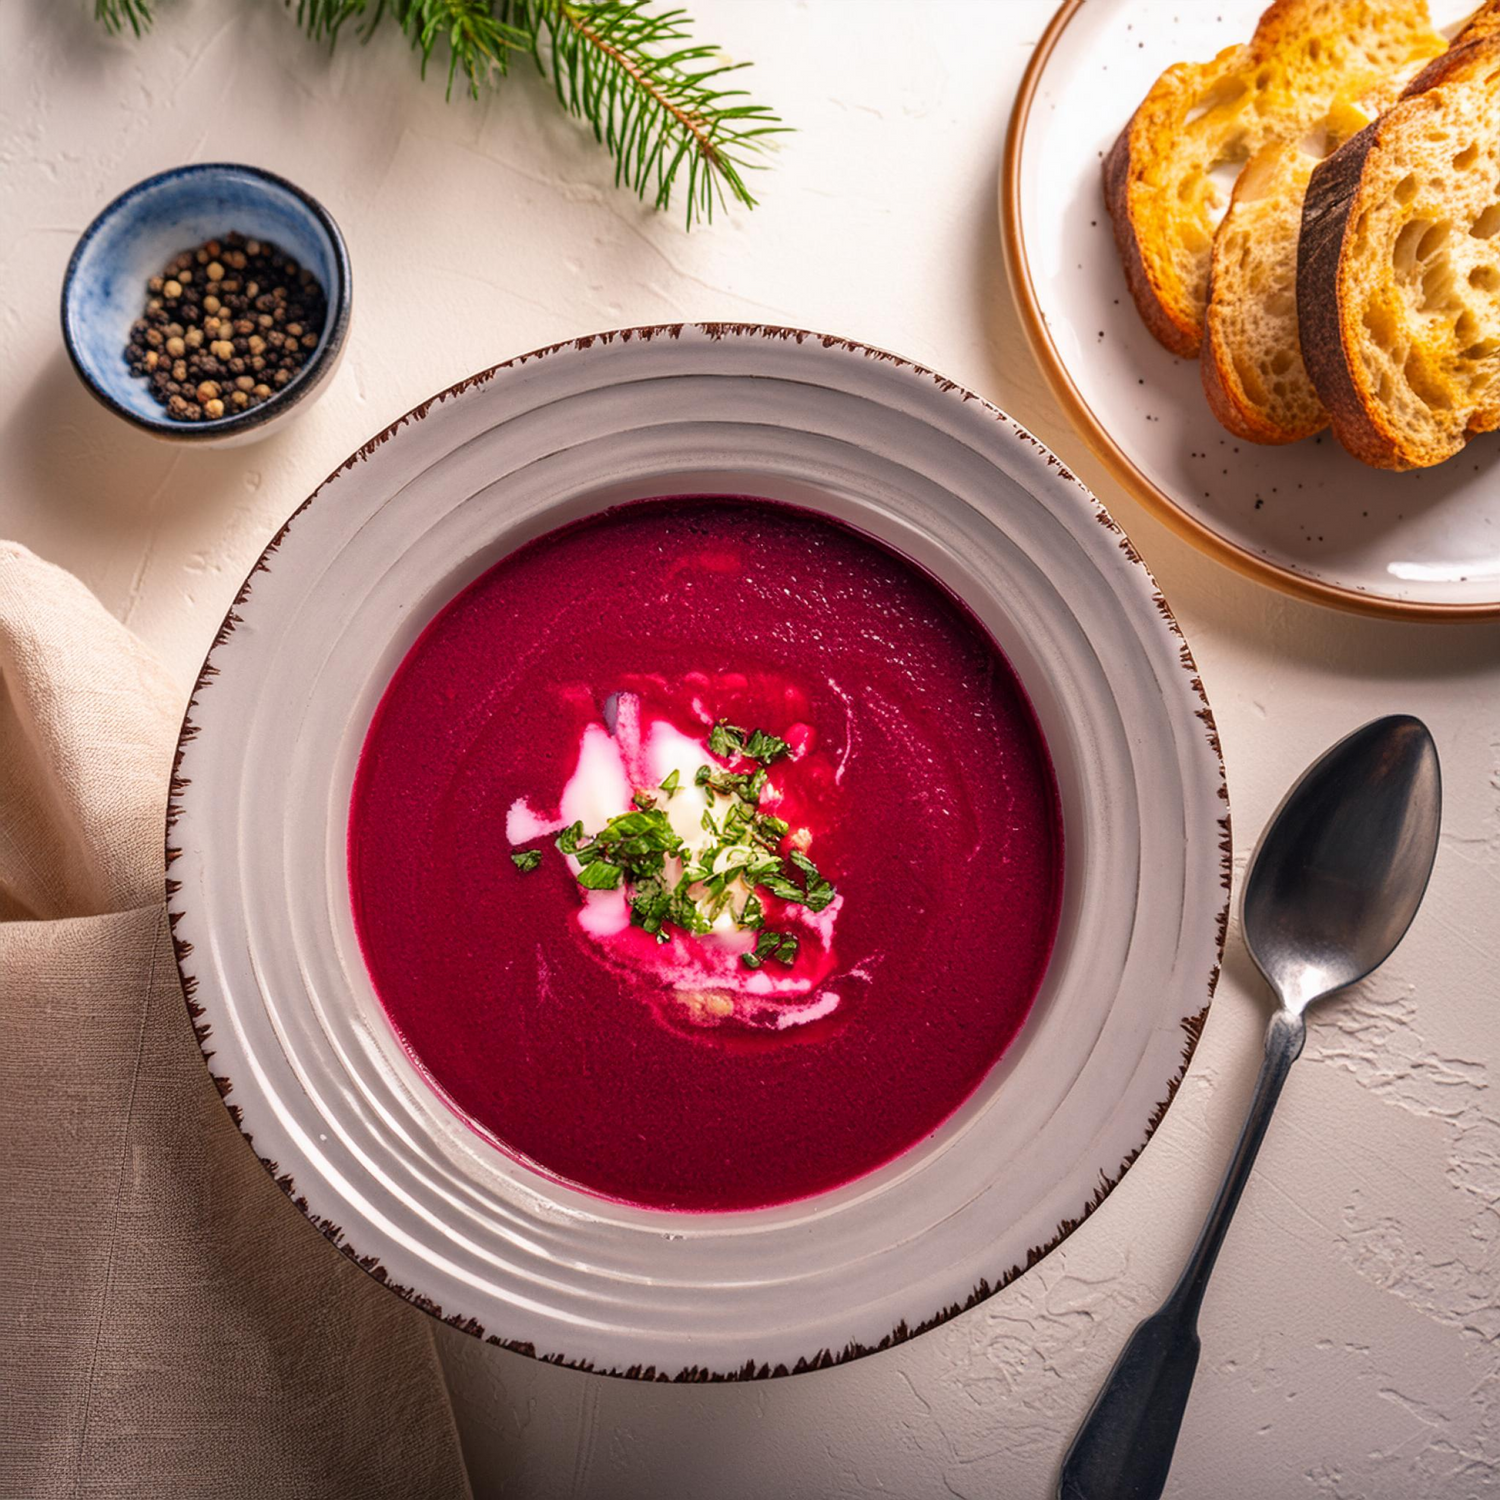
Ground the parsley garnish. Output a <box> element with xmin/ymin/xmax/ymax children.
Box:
<box><xmin>577</xmin><ymin>860</ymin><xmax>624</xmax><ymax>890</ymax></box>
<box><xmin>708</xmin><ymin>720</ymin><xmax>746</xmax><ymax>759</ymax></box>
<box><xmin>708</xmin><ymin>719</ymin><xmax>793</xmax><ymax>766</ymax></box>
<box><xmin>596</xmin><ymin>807</ymin><xmax>680</xmax><ymax>858</ymax></box>
<box><xmin>760</xmin><ymin>872</ymin><xmax>804</xmax><ymax>903</ymax></box>
<box><xmin>758</xmin><ymin>850</ymin><xmax>836</xmax><ymax>912</ymax></box>
<box><xmin>744</xmin><ymin>728</ymin><xmax>792</xmax><ymax>764</ymax></box>
<box><xmin>515</xmin><ymin>716</ymin><xmax>834</xmax><ymax>948</ymax></box>
<box><xmin>629</xmin><ymin>876</ymin><xmax>674</xmax><ymax>940</ymax></box>
<box><xmin>789</xmin><ymin>850</ymin><xmax>837</xmax><ymax>912</ymax></box>
<box><xmin>741</xmin><ymin>928</ymin><xmax>799</xmax><ymax>969</ymax></box>
<box><xmin>741</xmin><ymin>930</ymin><xmax>780</xmax><ymax>969</ymax></box>
<box><xmin>753</xmin><ymin>811</ymin><xmax>789</xmax><ymax>847</ymax></box>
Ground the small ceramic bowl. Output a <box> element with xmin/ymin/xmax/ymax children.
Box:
<box><xmin>62</xmin><ymin>163</ymin><xmax>352</xmax><ymax>446</ymax></box>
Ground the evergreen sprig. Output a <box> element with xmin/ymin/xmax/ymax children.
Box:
<box><xmin>510</xmin><ymin>1</ymin><xmax>786</xmax><ymax>225</ymax></box>
<box><xmin>293</xmin><ymin>1</ymin><xmax>528</xmax><ymax>98</ymax></box>
<box><xmin>90</xmin><ymin>0</ymin><xmax>786</xmax><ymax>228</ymax></box>
<box><xmin>95</xmin><ymin>0</ymin><xmax>152</xmax><ymax>36</ymax></box>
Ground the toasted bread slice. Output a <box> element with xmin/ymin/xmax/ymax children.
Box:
<box><xmin>1299</xmin><ymin>35</ymin><xmax>1500</xmax><ymax>468</ymax></box>
<box><xmin>1106</xmin><ymin>0</ymin><xmax>1444</xmax><ymax>359</ymax></box>
<box><xmin>1202</xmin><ymin>60</ymin><xmax>1441</xmax><ymax>444</ymax></box>
<box><xmin>1202</xmin><ymin>142</ymin><xmax>1331</xmax><ymax>441</ymax></box>
<box><xmin>1398</xmin><ymin>0</ymin><xmax>1500</xmax><ymax>95</ymax></box>
<box><xmin>1451</xmin><ymin>0</ymin><xmax>1500</xmax><ymax>45</ymax></box>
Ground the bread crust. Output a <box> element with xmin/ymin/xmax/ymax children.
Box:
<box><xmin>1200</xmin><ymin>340</ymin><xmax>1279</xmax><ymax>439</ymax></box>
<box><xmin>1104</xmin><ymin>120</ymin><xmax>1203</xmax><ymax>359</ymax></box>
<box><xmin>1451</xmin><ymin>0</ymin><xmax>1500</xmax><ymax>48</ymax></box>
<box><xmin>1299</xmin><ymin>31</ymin><xmax>1500</xmax><ymax>468</ymax></box>
<box><xmin>1297</xmin><ymin>122</ymin><xmax>1409</xmax><ymax>466</ymax></box>
<box><xmin>1400</xmin><ymin>31</ymin><xmax>1496</xmax><ymax>94</ymax></box>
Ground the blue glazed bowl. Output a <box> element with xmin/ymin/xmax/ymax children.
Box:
<box><xmin>62</xmin><ymin>163</ymin><xmax>352</xmax><ymax>445</ymax></box>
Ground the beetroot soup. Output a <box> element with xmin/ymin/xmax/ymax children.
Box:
<box><xmin>348</xmin><ymin>497</ymin><xmax>1063</xmax><ymax>1211</ymax></box>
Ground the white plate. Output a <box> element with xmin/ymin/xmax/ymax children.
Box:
<box><xmin>166</xmin><ymin>324</ymin><xmax>1228</xmax><ymax>1378</ymax></box>
<box><xmin>1003</xmin><ymin>0</ymin><xmax>1500</xmax><ymax>620</ymax></box>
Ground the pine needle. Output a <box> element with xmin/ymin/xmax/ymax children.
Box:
<box><xmin>509</xmin><ymin>0</ymin><xmax>787</xmax><ymax>226</ymax></box>
<box><xmin>95</xmin><ymin>0</ymin><xmax>154</xmax><ymax>36</ymax></box>
<box><xmin>90</xmin><ymin>0</ymin><xmax>787</xmax><ymax>225</ymax></box>
<box><xmin>291</xmin><ymin>1</ymin><xmax>528</xmax><ymax>96</ymax></box>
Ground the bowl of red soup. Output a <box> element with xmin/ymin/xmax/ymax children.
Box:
<box><xmin>167</xmin><ymin>325</ymin><xmax>1228</xmax><ymax>1378</ymax></box>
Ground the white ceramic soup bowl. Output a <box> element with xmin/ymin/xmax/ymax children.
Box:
<box><xmin>166</xmin><ymin>325</ymin><xmax>1228</xmax><ymax>1379</ymax></box>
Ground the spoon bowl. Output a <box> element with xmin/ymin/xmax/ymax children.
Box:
<box><xmin>1243</xmin><ymin>715</ymin><xmax>1442</xmax><ymax>1013</ymax></box>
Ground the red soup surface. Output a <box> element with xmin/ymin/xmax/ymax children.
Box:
<box><xmin>349</xmin><ymin>497</ymin><xmax>1063</xmax><ymax>1211</ymax></box>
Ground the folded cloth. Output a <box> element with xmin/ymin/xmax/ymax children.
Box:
<box><xmin>0</xmin><ymin>543</ymin><xmax>471</xmax><ymax>1500</ymax></box>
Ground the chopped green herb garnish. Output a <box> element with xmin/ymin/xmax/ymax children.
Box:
<box><xmin>741</xmin><ymin>929</ymin><xmax>782</xmax><ymax>970</ymax></box>
<box><xmin>709</xmin><ymin>721</ymin><xmax>793</xmax><ymax>767</ymax></box>
<box><xmin>670</xmin><ymin>875</ymin><xmax>712</xmax><ymax>935</ymax></box>
<box><xmin>715</xmin><ymin>843</ymin><xmax>757</xmax><ymax>877</ymax></box>
<box><xmin>753</xmin><ymin>812</ymin><xmax>789</xmax><ymax>848</ymax></box>
<box><xmin>596</xmin><ymin>808</ymin><xmax>672</xmax><ymax>843</ymax></box>
<box><xmin>747</xmin><ymin>851</ymin><xmax>786</xmax><ymax>883</ymax></box>
<box><xmin>576</xmin><ymin>860</ymin><xmax>624</xmax><ymax>890</ymax></box>
<box><xmin>527</xmin><ymin>714</ymin><xmax>833</xmax><ymax>953</ymax></box>
<box><xmin>591</xmin><ymin>807</ymin><xmax>684</xmax><ymax>873</ymax></box>
<box><xmin>708</xmin><ymin>720</ymin><xmax>747</xmax><ymax>759</ymax></box>
<box><xmin>758</xmin><ymin>850</ymin><xmax>837</xmax><ymax>912</ymax></box>
<box><xmin>743</xmin><ymin>728</ymin><xmax>792</xmax><ymax>765</ymax></box>
<box><xmin>741</xmin><ymin>928</ymin><xmax>799</xmax><ymax>969</ymax></box>
<box><xmin>789</xmin><ymin>850</ymin><xmax>837</xmax><ymax>910</ymax></box>
<box><xmin>699</xmin><ymin>766</ymin><xmax>757</xmax><ymax>801</ymax></box>
<box><xmin>629</xmin><ymin>876</ymin><xmax>674</xmax><ymax>939</ymax></box>
<box><xmin>760</xmin><ymin>871</ymin><xmax>805</xmax><ymax>903</ymax></box>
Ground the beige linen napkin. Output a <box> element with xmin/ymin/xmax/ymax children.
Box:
<box><xmin>0</xmin><ymin>542</ymin><xmax>471</xmax><ymax>1499</ymax></box>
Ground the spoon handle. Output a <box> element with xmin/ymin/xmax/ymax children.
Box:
<box><xmin>1057</xmin><ymin>1007</ymin><xmax>1306</xmax><ymax>1500</ymax></box>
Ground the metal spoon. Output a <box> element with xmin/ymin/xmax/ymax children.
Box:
<box><xmin>1058</xmin><ymin>714</ymin><xmax>1442</xmax><ymax>1500</ymax></box>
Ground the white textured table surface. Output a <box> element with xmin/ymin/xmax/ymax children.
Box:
<box><xmin>5</xmin><ymin>3</ymin><xmax>1498</xmax><ymax>1496</ymax></box>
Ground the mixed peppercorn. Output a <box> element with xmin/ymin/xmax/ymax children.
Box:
<box><xmin>123</xmin><ymin>232</ymin><xmax>327</xmax><ymax>422</ymax></box>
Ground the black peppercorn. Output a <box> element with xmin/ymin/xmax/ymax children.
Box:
<box><xmin>123</xmin><ymin>230</ymin><xmax>328</xmax><ymax>422</ymax></box>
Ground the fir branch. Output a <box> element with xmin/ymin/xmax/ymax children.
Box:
<box><xmin>291</xmin><ymin>1</ymin><xmax>528</xmax><ymax>98</ymax></box>
<box><xmin>507</xmin><ymin>0</ymin><xmax>786</xmax><ymax>226</ymax></box>
<box><xmin>290</xmin><ymin>0</ymin><xmax>366</xmax><ymax>44</ymax></box>
<box><xmin>95</xmin><ymin>0</ymin><xmax>153</xmax><ymax>36</ymax></box>
<box><xmin>88</xmin><ymin>0</ymin><xmax>786</xmax><ymax>226</ymax></box>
